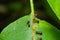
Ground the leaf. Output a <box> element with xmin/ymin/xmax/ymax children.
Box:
<box><xmin>47</xmin><ymin>0</ymin><xmax>60</xmax><ymax>19</ymax></box>
<box><xmin>41</xmin><ymin>0</ymin><xmax>60</xmax><ymax>25</ymax></box>
<box><xmin>0</xmin><ymin>34</ymin><xmax>4</xmax><ymax>40</ymax></box>
<box><xmin>1</xmin><ymin>15</ymin><xmax>60</xmax><ymax>40</ymax></box>
<box><xmin>36</xmin><ymin>19</ymin><xmax>60</xmax><ymax>40</ymax></box>
<box><xmin>1</xmin><ymin>15</ymin><xmax>32</xmax><ymax>40</ymax></box>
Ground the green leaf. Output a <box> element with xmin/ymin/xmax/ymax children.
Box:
<box><xmin>41</xmin><ymin>0</ymin><xmax>60</xmax><ymax>25</ymax></box>
<box><xmin>0</xmin><ymin>34</ymin><xmax>4</xmax><ymax>40</ymax></box>
<box><xmin>36</xmin><ymin>19</ymin><xmax>60</xmax><ymax>40</ymax></box>
<box><xmin>1</xmin><ymin>15</ymin><xmax>32</xmax><ymax>40</ymax></box>
<box><xmin>1</xmin><ymin>15</ymin><xmax>60</xmax><ymax>40</ymax></box>
<box><xmin>47</xmin><ymin>0</ymin><xmax>60</xmax><ymax>19</ymax></box>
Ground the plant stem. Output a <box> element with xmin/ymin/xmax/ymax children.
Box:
<box><xmin>30</xmin><ymin>0</ymin><xmax>34</xmax><ymax>16</ymax></box>
<box><xmin>30</xmin><ymin>0</ymin><xmax>35</xmax><ymax>40</ymax></box>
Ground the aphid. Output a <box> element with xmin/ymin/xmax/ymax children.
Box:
<box><xmin>33</xmin><ymin>18</ymin><xmax>39</xmax><ymax>23</ymax></box>
<box><xmin>36</xmin><ymin>31</ymin><xmax>42</xmax><ymax>35</ymax></box>
<box><xmin>40</xmin><ymin>38</ymin><xmax>42</xmax><ymax>40</ymax></box>
<box><xmin>36</xmin><ymin>20</ymin><xmax>39</xmax><ymax>23</ymax></box>
<box><xmin>37</xmin><ymin>38</ymin><xmax>42</xmax><ymax>40</ymax></box>
<box><xmin>27</xmin><ymin>21</ymin><xmax>30</xmax><ymax>27</ymax></box>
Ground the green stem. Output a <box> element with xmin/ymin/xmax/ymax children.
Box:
<box><xmin>30</xmin><ymin>0</ymin><xmax>34</xmax><ymax>17</ymax></box>
<box><xmin>30</xmin><ymin>0</ymin><xmax>35</xmax><ymax>40</ymax></box>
